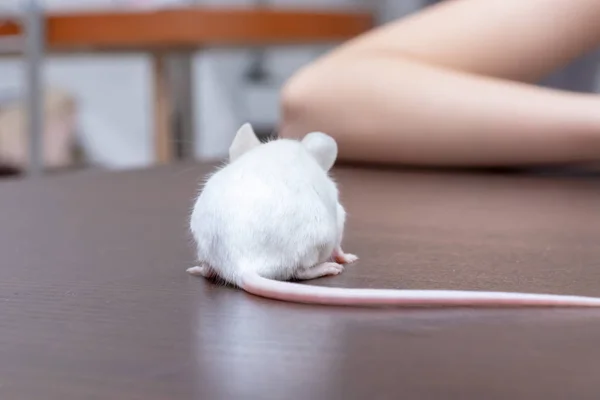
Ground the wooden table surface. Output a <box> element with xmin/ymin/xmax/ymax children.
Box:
<box><xmin>2</xmin><ymin>163</ymin><xmax>600</xmax><ymax>399</ymax></box>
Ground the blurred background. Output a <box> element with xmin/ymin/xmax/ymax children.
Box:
<box><xmin>1</xmin><ymin>0</ymin><xmax>600</xmax><ymax>178</ymax></box>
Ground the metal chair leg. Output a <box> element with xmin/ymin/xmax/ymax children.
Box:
<box><xmin>23</xmin><ymin>0</ymin><xmax>44</xmax><ymax>177</ymax></box>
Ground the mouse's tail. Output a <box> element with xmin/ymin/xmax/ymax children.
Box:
<box><xmin>239</xmin><ymin>272</ymin><xmax>600</xmax><ymax>307</ymax></box>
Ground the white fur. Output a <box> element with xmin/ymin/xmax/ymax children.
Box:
<box><xmin>190</xmin><ymin>124</ymin><xmax>343</xmax><ymax>286</ymax></box>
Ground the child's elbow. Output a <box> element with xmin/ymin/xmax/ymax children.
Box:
<box><xmin>279</xmin><ymin>66</ymin><xmax>322</xmax><ymax>139</ymax></box>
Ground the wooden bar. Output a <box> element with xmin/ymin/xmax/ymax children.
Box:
<box><xmin>0</xmin><ymin>21</ymin><xmax>20</xmax><ymax>37</ymax></box>
<box><xmin>152</xmin><ymin>53</ymin><xmax>173</xmax><ymax>164</ymax></box>
<box><xmin>1</xmin><ymin>8</ymin><xmax>373</xmax><ymax>50</ymax></box>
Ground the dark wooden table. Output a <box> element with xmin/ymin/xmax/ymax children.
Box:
<box><xmin>2</xmin><ymin>162</ymin><xmax>600</xmax><ymax>399</ymax></box>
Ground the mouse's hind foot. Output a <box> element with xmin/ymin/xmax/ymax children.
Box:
<box><xmin>295</xmin><ymin>262</ymin><xmax>344</xmax><ymax>280</ymax></box>
<box><xmin>332</xmin><ymin>247</ymin><xmax>358</xmax><ymax>264</ymax></box>
<box><xmin>187</xmin><ymin>264</ymin><xmax>217</xmax><ymax>279</ymax></box>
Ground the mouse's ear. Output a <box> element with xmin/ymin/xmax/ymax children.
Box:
<box><xmin>229</xmin><ymin>123</ymin><xmax>261</xmax><ymax>162</ymax></box>
<box><xmin>301</xmin><ymin>132</ymin><xmax>338</xmax><ymax>171</ymax></box>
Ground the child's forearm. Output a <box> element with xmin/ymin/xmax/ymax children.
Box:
<box><xmin>280</xmin><ymin>55</ymin><xmax>600</xmax><ymax>167</ymax></box>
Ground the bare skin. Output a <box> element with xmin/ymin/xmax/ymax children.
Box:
<box><xmin>279</xmin><ymin>0</ymin><xmax>600</xmax><ymax>168</ymax></box>
<box><xmin>333</xmin><ymin>247</ymin><xmax>358</xmax><ymax>264</ymax></box>
<box><xmin>295</xmin><ymin>263</ymin><xmax>344</xmax><ymax>280</ymax></box>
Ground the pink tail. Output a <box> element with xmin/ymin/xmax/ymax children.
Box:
<box><xmin>240</xmin><ymin>272</ymin><xmax>600</xmax><ymax>307</ymax></box>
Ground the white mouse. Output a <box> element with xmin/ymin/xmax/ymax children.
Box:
<box><xmin>187</xmin><ymin>123</ymin><xmax>600</xmax><ymax>307</ymax></box>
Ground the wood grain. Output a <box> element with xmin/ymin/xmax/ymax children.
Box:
<box><xmin>2</xmin><ymin>163</ymin><xmax>600</xmax><ymax>399</ymax></box>
<box><xmin>0</xmin><ymin>8</ymin><xmax>373</xmax><ymax>51</ymax></box>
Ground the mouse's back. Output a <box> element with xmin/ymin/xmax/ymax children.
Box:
<box><xmin>190</xmin><ymin>124</ymin><xmax>342</xmax><ymax>283</ymax></box>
